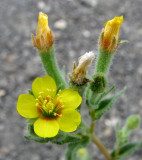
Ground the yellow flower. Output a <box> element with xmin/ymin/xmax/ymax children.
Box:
<box><xmin>17</xmin><ymin>75</ymin><xmax>82</xmax><ymax>138</ymax></box>
<box><xmin>31</xmin><ymin>12</ymin><xmax>54</xmax><ymax>51</ymax></box>
<box><xmin>99</xmin><ymin>16</ymin><xmax>123</xmax><ymax>53</ymax></box>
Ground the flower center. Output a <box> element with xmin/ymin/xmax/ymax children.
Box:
<box><xmin>35</xmin><ymin>90</ymin><xmax>63</xmax><ymax>119</ymax></box>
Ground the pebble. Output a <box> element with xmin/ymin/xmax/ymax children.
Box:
<box><xmin>82</xmin><ymin>30</ymin><xmax>91</xmax><ymax>38</ymax></box>
<box><xmin>54</xmin><ymin>19</ymin><xmax>67</xmax><ymax>30</ymax></box>
<box><xmin>0</xmin><ymin>90</ymin><xmax>6</xmax><ymax>97</ymax></box>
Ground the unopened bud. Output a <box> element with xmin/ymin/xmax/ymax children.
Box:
<box><xmin>90</xmin><ymin>73</ymin><xmax>108</xmax><ymax>93</ymax></box>
<box><xmin>126</xmin><ymin>115</ymin><xmax>141</xmax><ymax>130</ymax></box>
<box><xmin>31</xmin><ymin>12</ymin><xmax>54</xmax><ymax>51</ymax></box>
<box><xmin>69</xmin><ymin>51</ymin><xmax>95</xmax><ymax>86</ymax></box>
<box><xmin>99</xmin><ymin>16</ymin><xmax>123</xmax><ymax>53</ymax></box>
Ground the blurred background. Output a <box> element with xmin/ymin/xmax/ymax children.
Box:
<box><xmin>0</xmin><ymin>0</ymin><xmax>142</xmax><ymax>159</ymax></box>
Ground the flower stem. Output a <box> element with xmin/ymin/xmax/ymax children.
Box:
<box><xmin>95</xmin><ymin>49</ymin><xmax>113</xmax><ymax>75</ymax></box>
<box><xmin>90</xmin><ymin>122</ymin><xmax>113</xmax><ymax>160</ymax></box>
<box><xmin>39</xmin><ymin>47</ymin><xmax>66</xmax><ymax>90</ymax></box>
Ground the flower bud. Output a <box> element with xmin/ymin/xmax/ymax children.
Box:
<box><xmin>90</xmin><ymin>73</ymin><xmax>108</xmax><ymax>93</ymax></box>
<box><xmin>99</xmin><ymin>16</ymin><xmax>123</xmax><ymax>53</ymax></box>
<box><xmin>126</xmin><ymin>115</ymin><xmax>141</xmax><ymax>130</ymax></box>
<box><xmin>31</xmin><ymin>12</ymin><xmax>54</xmax><ymax>51</ymax></box>
<box><xmin>69</xmin><ymin>51</ymin><xmax>95</xmax><ymax>86</ymax></box>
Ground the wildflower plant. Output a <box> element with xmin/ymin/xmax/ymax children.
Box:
<box><xmin>17</xmin><ymin>13</ymin><xmax>142</xmax><ymax>160</ymax></box>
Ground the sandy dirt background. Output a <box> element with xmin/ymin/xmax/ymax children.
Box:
<box><xmin>0</xmin><ymin>0</ymin><xmax>142</xmax><ymax>159</ymax></box>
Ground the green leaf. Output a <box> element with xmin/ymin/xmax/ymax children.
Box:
<box><xmin>111</xmin><ymin>142</ymin><xmax>142</xmax><ymax>160</ymax></box>
<box><xmin>94</xmin><ymin>87</ymin><xmax>126</xmax><ymax>120</ymax></box>
<box><xmin>65</xmin><ymin>136</ymin><xmax>90</xmax><ymax>160</ymax></box>
<box><xmin>115</xmin><ymin>123</ymin><xmax>129</xmax><ymax>147</ymax></box>
<box><xmin>95</xmin><ymin>85</ymin><xmax>115</xmax><ymax>105</ymax></box>
<box><xmin>24</xmin><ymin>124</ymin><xmax>81</xmax><ymax>144</ymax></box>
<box><xmin>115</xmin><ymin>115</ymin><xmax>141</xmax><ymax>148</ymax></box>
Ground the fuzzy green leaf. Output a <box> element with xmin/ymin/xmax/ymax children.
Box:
<box><xmin>111</xmin><ymin>142</ymin><xmax>142</xmax><ymax>160</ymax></box>
<box><xmin>95</xmin><ymin>85</ymin><xmax>115</xmax><ymax>105</ymax></box>
<box><xmin>24</xmin><ymin>124</ymin><xmax>81</xmax><ymax>144</ymax></box>
<box><xmin>115</xmin><ymin>115</ymin><xmax>141</xmax><ymax>148</ymax></box>
<box><xmin>94</xmin><ymin>87</ymin><xmax>126</xmax><ymax>120</ymax></box>
<box><xmin>115</xmin><ymin>123</ymin><xmax>129</xmax><ymax>147</ymax></box>
<box><xmin>65</xmin><ymin>136</ymin><xmax>90</xmax><ymax>160</ymax></box>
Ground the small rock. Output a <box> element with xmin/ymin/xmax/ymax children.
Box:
<box><xmin>0</xmin><ymin>146</ymin><xmax>8</xmax><ymax>155</ymax></box>
<box><xmin>37</xmin><ymin>1</ymin><xmax>51</xmax><ymax>12</ymax></box>
<box><xmin>105</xmin><ymin>118</ymin><xmax>119</xmax><ymax>127</ymax></box>
<box><xmin>0</xmin><ymin>90</ymin><xmax>6</xmax><ymax>97</ymax></box>
<box><xmin>37</xmin><ymin>1</ymin><xmax>46</xmax><ymax>9</ymax></box>
<box><xmin>81</xmin><ymin>0</ymin><xmax>98</xmax><ymax>7</ymax></box>
<box><xmin>54</xmin><ymin>19</ymin><xmax>67</xmax><ymax>30</ymax></box>
<box><xmin>103</xmin><ymin>128</ymin><xmax>113</xmax><ymax>137</ymax></box>
<box><xmin>82</xmin><ymin>30</ymin><xmax>91</xmax><ymax>38</ymax></box>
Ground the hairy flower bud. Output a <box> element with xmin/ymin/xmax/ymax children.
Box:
<box><xmin>90</xmin><ymin>73</ymin><xmax>108</xmax><ymax>93</ymax></box>
<box><xmin>99</xmin><ymin>16</ymin><xmax>123</xmax><ymax>53</ymax></box>
<box><xmin>126</xmin><ymin>115</ymin><xmax>141</xmax><ymax>130</ymax></box>
<box><xmin>31</xmin><ymin>12</ymin><xmax>54</xmax><ymax>51</ymax></box>
<box><xmin>69</xmin><ymin>51</ymin><xmax>95</xmax><ymax>86</ymax></box>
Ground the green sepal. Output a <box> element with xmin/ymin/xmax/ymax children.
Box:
<box><xmin>65</xmin><ymin>136</ymin><xmax>90</xmax><ymax>160</ymax></box>
<box><xmin>119</xmin><ymin>40</ymin><xmax>129</xmax><ymax>44</ymax></box>
<box><xmin>94</xmin><ymin>87</ymin><xmax>126</xmax><ymax>120</ymax></box>
<box><xmin>28</xmin><ymin>90</ymin><xmax>34</xmax><ymax>96</ymax></box>
<box><xmin>24</xmin><ymin>124</ymin><xmax>81</xmax><ymax>144</ymax></box>
<box><xmin>27</xmin><ymin>118</ymin><xmax>38</xmax><ymax>124</ymax></box>
<box><xmin>77</xmin><ymin>121</ymin><xmax>90</xmax><ymax>136</ymax></box>
<box><xmin>111</xmin><ymin>142</ymin><xmax>142</xmax><ymax>160</ymax></box>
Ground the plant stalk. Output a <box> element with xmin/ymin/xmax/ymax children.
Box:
<box><xmin>90</xmin><ymin>122</ymin><xmax>113</xmax><ymax>160</ymax></box>
<box><xmin>39</xmin><ymin>47</ymin><xmax>66</xmax><ymax>90</ymax></box>
<box><xmin>95</xmin><ymin>49</ymin><xmax>113</xmax><ymax>75</ymax></box>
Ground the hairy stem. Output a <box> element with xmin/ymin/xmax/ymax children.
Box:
<box><xmin>95</xmin><ymin>49</ymin><xmax>113</xmax><ymax>74</ymax></box>
<box><xmin>39</xmin><ymin>47</ymin><xmax>66</xmax><ymax>90</ymax></box>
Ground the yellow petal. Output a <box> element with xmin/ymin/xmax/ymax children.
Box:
<box><xmin>32</xmin><ymin>75</ymin><xmax>56</xmax><ymax>98</ymax></box>
<box><xmin>58</xmin><ymin>89</ymin><xmax>82</xmax><ymax>109</ymax></box>
<box><xmin>36</xmin><ymin>12</ymin><xmax>50</xmax><ymax>39</ymax></box>
<box><xmin>104</xmin><ymin>16</ymin><xmax>123</xmax><ymax>43</ymax></box>
<box><xmin>17</xmin><ymin>94</ymin><xmax>39</xmax><ymax>118</ymax></box>
<box><xmin>34</xmin><ymin>118</ymin><xmax>59</xmax><ymax>138</ymax></box>
<box><xmin>57</xmin><ymin>108</ymin><xmax>81</xmax><ymax>132</ymax></box>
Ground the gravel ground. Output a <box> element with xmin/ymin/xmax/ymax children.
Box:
<box><xmin>0</xmin><ymin>0</ymin><xmax>142</xmax><ymax>160</ymax></box>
